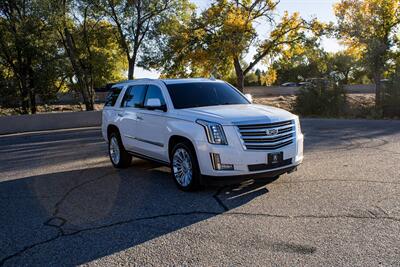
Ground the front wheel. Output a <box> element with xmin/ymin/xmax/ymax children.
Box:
<box><xmin>171</xmin><ymin>142</ymin><xmax>201</xmax><ymax>191</ymax></box>
<box><xmin>108</xmin><ymin>132</ymin><xmax>132</xmax><ymax>168</ymax></box>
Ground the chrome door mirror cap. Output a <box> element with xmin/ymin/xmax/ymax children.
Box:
<box><xmin>145</xmin><ymin>98</ymin><xmax>167</xmax><ymax>112</ymax></box>
<box><xmin>146</xmin><ymin>98</ymin><xmax>162</xmax><ymax>107</ymax></box>
<box><xmin>245</xmin><ymin>94</ymin><xmax>253</xmax><ymax>103</ymax></box>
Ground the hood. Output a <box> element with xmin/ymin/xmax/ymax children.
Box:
<box><xmin>176</xmin><ymin>104</ymin><xmax>296</xmax><ymax>125</ymax></box>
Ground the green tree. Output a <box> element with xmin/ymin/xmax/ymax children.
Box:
<box><xmin>334</xmin><ymin>0</ymin><xmax>400</xmax><ymax>108</ymax></box>
<box><xmin>93</xmin><ymin>0</ymin><xmax>192</xmax><ymax>80</ymax></box>
<box><xmin>244</xmin><ymin>72</ymin><xmax>258</xmax><ymax>86</ymax></box>
<box><xmin>0</xmin><ymin>61</ymin><xmax>19</xmax><ymax>109</ymax></box>
<box><xmin>0</xmin><ymin>0</ymin><xmax>64</xmax><ymax>114</ymax></box>
<box><xmin>382</xmin><ymin>54</ymin><xmax>400</xmax><ymax>117</ymax></box>
<box><xmin>54</xmin><ymin>0</ymin><xmax>126</xmax><ymax>110</ymax></box>
<box><xmin>326</xmin><ymin>50</ymin><xmax>360</xmax><ymax>85</ymax></box>
<box><xmin>294</xmin><ymin>74</ymin><xmax>347</xmax><ymax>117</ymax></box>
<box><xmin>271</xmin><ymin>37</ymin><xmax>328</xmax><ymax>85</ymax></box>
<box><xmin>254</xmin><ymin>68</ymin><xmax>262</xmax><ymax>85</ymax></box>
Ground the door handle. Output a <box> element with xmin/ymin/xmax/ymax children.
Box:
<box><xmin>117</xmin><ymin>113</ymin><xmax>124</xmax><ymax>117</ymax></box>
<box><xmin>137</xmin><ymin>116</ymin><xmax>143</xmax><ymax>121</ymax></box>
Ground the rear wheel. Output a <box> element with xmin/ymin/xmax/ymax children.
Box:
<box><xmin>171</xmin><ymin>142</ymin><xmax>200</xmax><ymax>191</ymax></box>
<box><xmin>108</xmin><ymin>132</ymin><xmax>132</xmax><ymax>168</ymax></box>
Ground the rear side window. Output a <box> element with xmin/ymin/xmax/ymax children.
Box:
<box><xmin>121</xmin><ymin>85</ymin><xmax>147</xmax><ymax>108</ymax></box>
<box><xmin>104</xmin><ymin>87</ymin><xmax>122</xmax><ymax>107</ymax></box>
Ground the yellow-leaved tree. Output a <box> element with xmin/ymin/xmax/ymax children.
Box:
<box><xmin>143</xmin><ymin>0</ymin><xmax>318</xmax><ymax>92</ymax></box>
<box><xmin>334</xmin><ymin>0</ymin><xmax>400</xmax><ymax>107</ymax></box>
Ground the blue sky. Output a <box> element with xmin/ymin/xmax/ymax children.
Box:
<box><xmin>136</xmin><ymin>0</ymin><xmax>341</xmax><ymax>78</ymax></box>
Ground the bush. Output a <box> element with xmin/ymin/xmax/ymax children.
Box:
<box><xmin>0</xmin><ymin>78</ymin><xmax>19</xmax><ymax>109</ymax></box>
<box><xmin>382</xmin><ymin>71</ymin><xmax>400</xmax><ymax>118</ymax></box>
<box><xmin>294</xmin><ymin>77</ymin><xmax>347</xmax><ymax>117</ymax></box>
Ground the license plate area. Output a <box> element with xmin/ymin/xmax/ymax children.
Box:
<box><xmin>268</xmin><ymin>152</ymin><xmax>283</xmax><ymax>166</ymax></box>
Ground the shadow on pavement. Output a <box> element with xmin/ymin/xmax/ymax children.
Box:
<box><xmin>3</xmin><ymin>119</ymin><xmax>398</xmax><ymax>264</ymax></box>
<box><xmin>0</xmin><ymin>159</ymin><xmax>277</xmax><ymax>265</ymax></box>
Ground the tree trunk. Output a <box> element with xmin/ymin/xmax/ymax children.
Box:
<box><xmin>343</xmin><ymin>71</ymin><xmax>350</xmax><ymax>85</ymax></box>
<box><xmin>84</xmin><ymin>95</ymin><xmax>94</xmax><ymax>111</ymax></box>
<box><xmin>373</xmin><ymin>73</ymin><xmax>382</xmax><ymax>109</ymax></box>
<box><xmin>234</xmin><ymin>57</ymin><xmax>244</xmax><ymax>92</ymax></box>
<box><xmin>79</xmin><ymin>79</ymin><xmax>94</xmax><ymax>111</ymax></box>
<box><xmin>84</xmin><ymin>82</ymin><xmax>95</xmax><ymax>111</ymax></box>
<box><xmin>128</xmin><ymin>45</ymin><xmax>139</xmax><ymax>80</ymax></box>
<box><xmin>128</xmin><ymin>58</ymin><xmax>135</xmax><ymax>80</ymax></box>
<box><xmin>236</xmin><ymin>72</ymin><xmax>245</xmax><ymax>92</ymax></box>
<box><xmin>29</xmin><ymin>89</ymin><xmax>36</xmax><ymax>114</ymax></box>
<box><xmin>28</xmin><ymin>59</ymin><xmax>37</xmax><ymax>114</ymax></box>
<box><xmin>19</xmin><ymin>81</ymin><xmax>30</xmax><ymax>114</ymax></box>
<box><xmin>63</xmin><ymin>27</ymin><xmax>94</xmax><ymax>111</ymax></box>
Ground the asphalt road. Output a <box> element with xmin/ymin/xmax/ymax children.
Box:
<box><xmin>0</xmin><ymin>119</ymin><xmax>399</xmax><ymax>266</ymax></box>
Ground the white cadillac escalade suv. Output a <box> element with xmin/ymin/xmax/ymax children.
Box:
<box><xmin>102</xmin><ymin>78</ymin><xmax>303</xmax><ymax>191</ymax></box>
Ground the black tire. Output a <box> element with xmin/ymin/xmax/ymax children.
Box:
<box><xmin>108</xmin><ymin>131</ymin><xmax>132</xmax><ymax>168</ymax></box>
<box><xmin>170</xmin><ymin>141</ymin><xmax>201</xmax><ymax>191</ymax></box>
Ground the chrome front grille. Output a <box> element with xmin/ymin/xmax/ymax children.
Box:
<box><xmin>237</xmin><ymin>120</ymin><xmax>295</xmax><ymax>150</ymax></box>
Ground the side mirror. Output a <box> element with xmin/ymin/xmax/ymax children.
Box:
<box><xmin>145</xmin><ymin>98</ymin><xmax>167</xmax><ymax>111</ymax></box>
<box><xmin>245</xmin><ymin>93</ymin><xmax>253</xmax><ymax>103</ymax></box>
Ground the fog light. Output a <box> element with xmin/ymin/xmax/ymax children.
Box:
<box><xmin>210</xmin><ymin>153</ymin><xmax>234</xmax><ymax>171</ymax></box>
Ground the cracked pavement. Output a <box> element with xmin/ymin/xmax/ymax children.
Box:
<box><xmin>0</xmin><ymin>119</ymin><xmax>399</xmax><ymax>266</ymax></box>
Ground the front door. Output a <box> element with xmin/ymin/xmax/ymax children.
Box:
<box><xmin>134</xmin><ymin>85</ymin><xmax>169</xmax><ymax>162</ymax></box>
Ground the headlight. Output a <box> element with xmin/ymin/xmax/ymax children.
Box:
<box><xmin>196</xmin><ymin>120</ymin><xmax>228</xmax><ymax>145</ymax></box>
<box><xmin>294</xmin><ymin>116</ymin><xmax>302</xmax><ymax>134</ymax></box>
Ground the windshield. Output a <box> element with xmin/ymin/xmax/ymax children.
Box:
<box><xmin>166</xmin><ymin>82</ymin><xmax>249</xmax><ymax>109</ymax></box>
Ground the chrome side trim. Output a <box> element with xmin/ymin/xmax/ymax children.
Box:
<box><xmin>124</xmin><ymin>134</ymin><xmax>136</xmax><ymax>139</ymax></box>
<box><xmin>134</xmin><ymin>137</ymin><xmax>164</xmax><ymax>147</ymax></box>
<box><xmin>124</xmin><ymin>134</ymin><xmax>164</xmax><ymax>147</ymax></box>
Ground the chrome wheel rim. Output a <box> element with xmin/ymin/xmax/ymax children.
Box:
<box><xmin>173</xmin><ymin>148</ymin><xmax>193</xmax><ymax>187</ymax></box>
<box><xmin>109</xmin><ymin>136</ymin><xmax>120</xmax><ymax>164</ymax></box>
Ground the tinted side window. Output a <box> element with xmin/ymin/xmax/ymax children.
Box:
<box><xmin>121</xmin><ymin>85</ymin><xmax>147</xmax><ymax>108</ymax></box>
<box><xmin>144</xmin><ymin>85</ymin><xmax>166</xmax><ymax>106</ymax></box>
<box><xmin>104</xmin><ymin>87</ymin><xmax>122</xmax><ymax>107</ymax></box>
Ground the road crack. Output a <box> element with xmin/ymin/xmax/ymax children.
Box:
<box><xmin>52</xmin><ymin>171</ymin><xmax>114</xmax><ymax>217</ymax></box>
<box><xmin>1</xmin><ymin>209</ymin><xmax>399</xmax><ymax>265</ymax></box>
<box><xmin>1</xmin><ymin>170</ymin><xmax>115</xmax><ymax>266</ymax></box>
<box><xmin>2</xmin><ymin>170</ymin><xmax>399</xmax><ymax>265</ymax></box>
<box><xmin>0</xmin><ymin>234</ymin><xmax>61</xmax><ymax>266</ymax></box>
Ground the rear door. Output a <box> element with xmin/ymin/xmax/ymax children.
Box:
<box><xmin>102</xmin><ymin>85</ymin><xmax>123</xmax><ymax>140</ymax></box>
<box><xmin>117</xmin><ymin>84</ymin><xmax>147</xmax><ymax>151</ymax></box>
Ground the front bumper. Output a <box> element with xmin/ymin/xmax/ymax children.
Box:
<box><xmin>194</xmin><ymin>130</ymin><xmax>304</xmax><ymax>177</ymax></box>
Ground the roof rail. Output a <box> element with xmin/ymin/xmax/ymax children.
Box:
<box><xmin>115</xmin><ymin>78</ymin><xmax>156</xmax><ymax>84</ymax></box>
